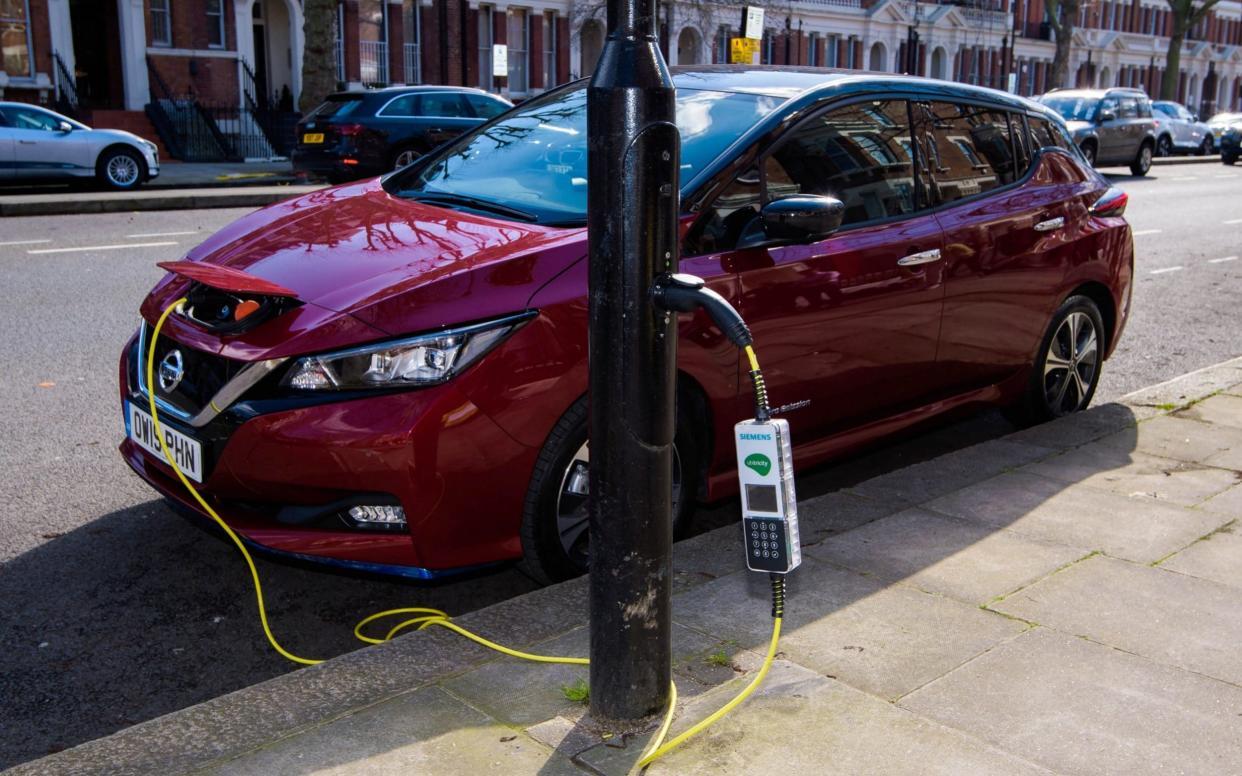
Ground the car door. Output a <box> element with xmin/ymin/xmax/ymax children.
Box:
<box><xmin>690</xmin><ymin>98</ymin><xmax>945</xmax><ymax>445</ymax></box>
<box><xmin>1095</xmin><ymin>96</ymin><xmax>1125</xmax><ymax>164</ymax></box>
<box><xmin>0</xmin><ymin>105</ymin><xmax>92</xmax><ymax>179</ymax></box>
<box><xmin>1117</xmin><ymin>96</ymin><xmax>1143</xmax><ymax>160</ymax></box>
<box><xmin>929</xmin><ymin>104</ymin><xmax>1089</xmax><ymax>391</ymax></box>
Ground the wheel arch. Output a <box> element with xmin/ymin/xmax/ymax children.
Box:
<box><xmin>1067</xmin><ymin>280</ymin><xmax>1116</xmax><ymax>358</ymax></box>
<box><xmin>94</xmin><ymin>142</ymin><xmax>148</xmax><ymax>179</ymax></box>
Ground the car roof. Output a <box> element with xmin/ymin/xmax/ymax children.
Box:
<box><xmin>1044</xmin><ymin>87</ymin><xmax>1147</xmax><ymax>98</ymax></box>
<box><xmin>327</xmin><ymin>85</ymin><xmax>506</xmax><ymax>100</ymax></box>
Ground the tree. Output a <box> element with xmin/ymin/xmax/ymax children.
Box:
<box><xmin>1044</xmin><ymin>0</ymin><xmax>1084</xmax><ymax>90</ymax></box>
<box><xmin>1160</xmin><ymin>0</ymin><xmax>1220</xmax><ymax>102</ymax></box>
<box><xmin>301</xmin><ymin>0</ymin><xmax>339</xmax><ymax>113</ymax></box>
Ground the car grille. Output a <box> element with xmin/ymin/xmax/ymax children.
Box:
<box><xmin>134</xmin><ymin>322</ymin><xmax>245</xmax><ymax>419</ymax></box>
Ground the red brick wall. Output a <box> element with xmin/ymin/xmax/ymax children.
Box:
<box><xmin>556</xmin><ymin>16</ymin><xmax>569</xmax><ymax>84</ymax></box>
<box><xmin>343</xmin><ymin>0</ymin><xmax>361</xmax><ymax>81</ymax></box>
<box><xmin>529</xmin><ymin>15</ymin><xmax>544</xmax><ymax>90</ymax></box>
<box><xmin>387</xmin><ymin>2</ymin><xmax>405</xmax><ymax>82</ymax></box>
<box><xmin>148</xmin><ymin>54</ymin><xmax>239</xmax><ymax>102</ymax></box>
<box><xmin>464</xmin><ymin>8</ymin><xmax>478</xmax><ymax>87</ymax></box>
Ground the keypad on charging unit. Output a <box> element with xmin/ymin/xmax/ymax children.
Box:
<box><xmin>743</xmin><ymin>517</ymin><xmax>788</xmax><ymax>572</ymax></box>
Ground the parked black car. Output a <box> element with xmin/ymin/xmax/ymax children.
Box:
<box><xmin>293</xmin><ymin>86</ymin><xmax>513</xmax><ymax>183</ymax></box>
<box><xmin>1039</xmin><ymin>87</ymin><xmax>1157</xmax><ymax>175</ymax></box>
<box><xmin>1220</xmin><ymin>119</ymin><xmax>1241</xmax><ymax>165</ymax></box>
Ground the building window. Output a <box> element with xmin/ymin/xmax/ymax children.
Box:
<box><xmin>206</xmin><ymin>0</ymin><xmax>226</xmax><ymax>48</ymax></box>
<box><xmin>150</xmin><ymin>0</ymin><xmax>172</xmax><ymax>46</ymax></box>
<box><xmin>478</xmin><ymin>5</ymin><xmax>494</xmax><ymax>91</ymax></box>
<box><xmin>508</xmin><ymin>9</ymin><xmax>529</xmax><ymax>94</ymax></box>
<box><xmin>544</xmin><ymin>12</ymin><xmax>557</xmax><ymax>88</ymax></box>
<box><xmin>1</xmin><ymin>0</ymin><xmax>33</xmax><ymax>77</ymax></box>
<box><xmin>762</xmin><ymin>31</ymin><xmax>774</xmax><ymax>64</ymax></box>
<box><xmin>715</xmin><ymin>25</ymin><xmax>728</xmax><ymax>63</ymax></box>
<box><xmin>808</xmin><ymin>32</ymin><xmax>819</xmax><ymax>66</ymax></box>
<box><xmin>359</xmin><ymin>0</ymin><xmax>388</xmax><ymax>83</ymax></box>
<box><xmin>405</xmin><ymin>1</ymin><xmax>422</xmax><ymax>84</ymax></box>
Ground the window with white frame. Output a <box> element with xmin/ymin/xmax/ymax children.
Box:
<box><xmin>405</xmin><ymin>1</ymin><xmax>422</xmax><ymax>83</ymax></box>
<box><xmin>478</xmin><ymin>5</ymin><xmax>494</xmax><ymax>91</ymax></box>
<box><xmin>508</xmin><ymin>9</ymin><xmax>529</xmax><ymax>94</ymax></box>
<box><xmin>206</xmin><ymin>0</ymin><xmax>226</xmax><ymax>47</ymax></box>
<box><xmin>544</xmin><ymin>12</ymin><xmax>557</xmax><ymax>88</ymax></box>
<box><xmin>0</xmin><ymin>0</ymin><xmax>33</xmax><ymax>77</ymax></box>
<box><xmin>808</xmin><ymin>32</ymin><xmax>819</xmax><ymax>66</ymax></box>
<box><xmin>827</xmin><ymin>35</ymin><xmax>838</xmax><ymax>66</ymax></box>
<box><xmin>762</xmin><ymin>31</ymin><xmax>774</xmax><ymax>64</ymax></box>
<box><xmin>150</xmin><ymin>0</ymin><xmax>172</xmax><ymax>46</ymax></box>
<box><xmin>715</xmin><ymin>25</ymin><xmax>728</xmax><ymax>63</ymax></box>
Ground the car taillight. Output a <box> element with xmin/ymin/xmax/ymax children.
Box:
<box><xmin>1090</xmin><ymin>187</ymin><xmax>1128</xmax><ymax>218</ymax></box>
<box><xmin>336</xmin><ymin>123</ymin><xmax>365</xmax><ymax>137</ymax></box>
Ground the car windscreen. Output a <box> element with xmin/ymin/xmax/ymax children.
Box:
<box><xmin>387</xmin><ymin>86</ymin><xmax>784</xmax><ymax>225</ymax></box>
<box><xmin>1208</xmin><ymin>113</ymin><xmax>1242</xmax><ymax>124</ymax></box>
<box><xmin>306</xmin><ymin>95</ymin><xmax>366</xmax><ymax>120</ymax></box>
<box><xmin>1041</xmin><ymin>96</ymin><xmax>1098</xmax><ymax>122</ymax></box>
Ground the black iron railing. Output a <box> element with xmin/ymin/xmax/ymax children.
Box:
<box><xmin>52</xmin><ymin>52</ymin><xmax>80</xmax><ymax>118</ymax></box>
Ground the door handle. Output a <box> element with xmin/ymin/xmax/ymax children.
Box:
<box><xmin>897</xmin><ymin>248</ymin><xmax>942</xmax><ymax>267</ymax></box>
<box><xmin>1034</xmin><ymin>216</ymin><xmax>1065</xmax><ymax>232</ymax></box>
<box><xmin>19</xmin><ymin>139</ymin><xmax>36</xmax><ymax>144</ymax></box>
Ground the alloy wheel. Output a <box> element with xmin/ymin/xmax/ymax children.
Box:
<box><xmin>1156</xmin><ymin>136</ymin><xmax>1172</xmax><ymax>157</ymax></box>
<box><xmin>393</xmin><ymin>149</ymin><xmax>420</xmax><ymax>170</ymax></box>
<box><xmin>1043</xmin><ymin>311</ymin><xmax>1099</xmax><ymax>416</ymax></box>
<box><xmin>107</xmin><ymin>154</ymin><xmax>140</xmax><ymax>187</ymax></box>
<box><xmin>1137</xmin><ymin>145</ymin><xmax>1153</xmax><ymax>173</ymax></box>
<box><xmin>1081</xmin><ymin>144</ymin><xmax>1096</xmax><ymax>166</ymax></box>
<box><xmin>554</xmin><ymin>441</ymin><xmax>683</xmax><ymax>568</ymax></box>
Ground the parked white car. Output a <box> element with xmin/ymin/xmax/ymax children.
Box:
<box><xmin>0</xmin><ymin>102</ymin><xmax>160</xmax><ymax>190</ymax></box>
<box><xmin>1151</xmin><ymin>101</ymin><xmax>1214</xmax><ymax>156</ymax></box>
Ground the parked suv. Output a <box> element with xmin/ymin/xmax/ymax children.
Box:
<box><xmin>122</xmin><ymin>68</ymin><xmax>1133</xmax><ymax>583</ymax></box>
<box><xmin>292</xmin><ymin>86</ymin><xmax>512</xmax><ymax>183</ymax></box>
<box><xmin>1040</xmin><ymin>88</ymin><xmax>1157</xmax><ymax>174</ymax></box>
<box><xmin>1151</xmin><ymin>101</ymin><xmax>1213</xmax><ymax>156</ymax></box>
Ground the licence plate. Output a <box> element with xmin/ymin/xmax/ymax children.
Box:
<box><xmin>128</xmin><ymin>402</ymin><xmax>204</xmax><ymax>483</ymax></box>
<box><xmin>302</xmin><ymin>133</ymin><xmax>325</xmax><ymax>144</ymax></box>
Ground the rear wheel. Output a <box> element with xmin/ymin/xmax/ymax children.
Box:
<box><xmin>1080</xmin><ymin>141</ymin><xmax>1097</xmax><ymax>167</ymax></box>
<box><xmin>390</xmin><ymin>146</ymin><xmax>423</xmax><ymax>171</ymax></box>
<box><xmin>1198</xmin><ymin>136</ymin><xmax>1214</xmax><ymax>156</ymax></box>
<box><xmin>1005</xmin><ymin>295</ymin><xmax>1105</xmax><ymax>426</ymax></box>
<box><xmin>1156</xmin><ymin>135</ymin><xmax>1173</xmax><ymax>157</ymax></box>
<box><xmin>1129</xmin><ymin>142</ymin><xmax>1153</xmax><ymax>176</ymax></box>
<box><xmin>519</xmin><ymin>396</ymin><xmax>699</xmax><ymax>585</ymax></box>
<box><xmin>1224</xmin><ymin>153</ymin><xmax>1238</xmax><ymax>166</ymax></box>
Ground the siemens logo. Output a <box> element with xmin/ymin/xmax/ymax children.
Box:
<box><xmin>739</xmin><ymin>433</ymin><xmax>772</xmax><ymax>440</ymax></box>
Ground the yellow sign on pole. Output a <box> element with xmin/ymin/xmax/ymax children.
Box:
<box><xmin>730</xmin><ymin>37</ymin><xmax>760</xmax><ymax>65</ymax></box>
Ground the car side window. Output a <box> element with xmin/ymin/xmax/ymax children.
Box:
<box><xmin>467</xmin><ymin>95</ymin><xmax>508</xmax><ymax>119</ymax></box>
<box><xmin>922</xmin><ymin>102</ymin><xmax>1016</xmax><ymax>203</ymax></box>
<box><xmin>763</xmin><ymin>100</ymin><xmax>919</xmax><ymax>227</ymax></box>
<box><xmin>1009</xmin><ymin>113</ymin><xmax>1031</xmax><ymax>177</ymax></box>
<box><xmin>379</xmin><ymin>94</ymin><xmax>420</xmax><ymax>117</ymax></box>
<box><xmin>1137</xmin><ymin>99</ymin><xmax>1152</xmax><ymax>119</ymax></box>
<box><xmin>416</xmin><ymin>93</ymin><xmax>470</xmax><ymax>118</ymax></box>
<box><xmin>1118</xmin><ymin>98</ymin><xmax>1139</xmax><ymax>119</ymax></box>
<box><xmin>1099</xmin><ymin>97</ymin><xmax>1119</xmax><ymax>119</ymax></box>
<box><xmin>0</xmin><ymin>107</ymin><xmax>60</xmax><ymax>131</ymax></box>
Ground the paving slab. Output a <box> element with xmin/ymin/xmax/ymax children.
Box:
<box><xmin>1227</xmin><ymin>380</ymin><xmax>1242</xmax><ymax>398</ymax></box>
<box><xmin>1097</xmin><ymin>414</ymin><xmax>1242</xmax><ymax>465</ymax></box>
<box><xmin>927</xmin><ymin>470</ymin><xmax>1229</xmax><ymax>563</ymax></box>
<box><xmin>794</xmin><ymin>489</ymin><xmax>903</xmax><ymax>545</ymax></box>
<box><xmin>807</xmin><ymin>508</ymin><xmax>1085</xmax><ymax>605</ymax></box>
<box><xmin>641</xmin><ymin>661</ymin><xmax>1053</xmax><ymax>776</ymax></box>
<box><xmin>1199</xmin><ymin>481</ymin><xmax>1242</xmax><ymax>519</ymax></box>
<box><xmin>1122</xmin><ymin>356</ymin><xmax>1242</xmax><ymax>409</ymax></box>
<box><xmin>1005</xmin><ymin>401</ymin><xmax>1144</xmax><ymax>450</ymax></box>
<box><xmin>203</xmin><ymin>685</ymin><xmax>574</xmax><ymax>776</ymax></box>
<box><xmin>901</xmin><ymin>628</ymin><xmax>1242</xmax><ymax>776</ymax></box>
<box><xmin>674</xmin><ymin>559</ymin><xmax>1026</xmax><ymax>700</ymax></box>
<box><xmin>1159</xmin><ymin>522</ymin><xmax>1242</xmax><ymax>590</ymax></box>
<box><xmin>1175</xmin><ymin>392</ymin><xmax>1242</xmax><ymax>430</ymax></box>
<box><xmin>847</xmin><ymin>438</ymin><xmax>1055</xmax><ymax>506</ymax></box>
<box><xmin>994</xmin><ymin>554</ymin><xmax>1242</xmax><ymax>684</ymax></box>
<box><xmin>1020</xmin><ymin>443</ymin><xmax>1238</xmax><ymax>506</ymax></box>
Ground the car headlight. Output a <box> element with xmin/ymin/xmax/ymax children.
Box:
<box><xmin>281</xmin><ymin>312</ymin><xmax>532</xmax><ymax>391</ymax></box>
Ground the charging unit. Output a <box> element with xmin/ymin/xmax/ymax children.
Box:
<box><xmin>734</xmin><ymin>418</ymin><xmax>801</xmax><ymax>574</ymax></box>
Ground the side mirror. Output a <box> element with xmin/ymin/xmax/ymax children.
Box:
<box><xmin>56</xmin><ymin>120</ymin><xmax>74</xmax><ymax>133</ymax></box>
<box><xmin>738</xmin><ymin>195</ymin><xmax>846</xmax><ymax>249</ymax></box>
<box><xmin>1097</xmin><ymin>109</ymin><xmax>1116</xmax><ymax>124</ymax></box>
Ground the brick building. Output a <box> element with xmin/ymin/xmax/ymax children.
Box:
<box><xmin>1</xmin><ymin>0</ymin><xmax>1239</xmax><ymax>160</ymax></box>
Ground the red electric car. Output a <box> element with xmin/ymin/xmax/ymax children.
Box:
<box><xmin>120</xmin><ymin>67</ymin><xmax>1133</xmax><ymax>583</ymax></box>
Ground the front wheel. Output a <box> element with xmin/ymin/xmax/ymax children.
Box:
<box><xmin>390</xmin><ymin>147</ymin><xmax>422</xmax><ymax>171</ymax></box>
<box><xmin>1129</xmin><ymin>142</ymin><xmax>1153</xmax><ymax>176</ymax></box>
<box><xmin>1198</xmin><ymin>136</ymin><xmax>1214</xmax><ymax>156</ymax></box>
<box><xmin>1080</xmin><ymin>142</ymin><xmax>1097</xmax><ymax>167</ymax></box>
<box><xmin>96</xmin><ymin>147</ymin><xmax>145</xmax><ymax>190</ymax></box>
<box><xmin>519</xmin><ymin>397</ymin><xmax>699</xmax><ymax>585</ymax></box>
<box><xmin>1223</xmin><ymin>152</ymin><xmax>1238</xmax><ymax>166</ymax></box>
<box><xmin>1156</xmin><ymin>135</ymin><xmax>1173</xmax><ymax>157</ymax></box>
<box><xmin>1005</xmin><ymin>295</ymin><xmax>1105</xmax><ymax>426</ymax></box>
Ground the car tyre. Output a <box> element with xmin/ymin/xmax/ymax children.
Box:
<box><xmin>1005</xmin><ymin>295</ymin><xmax>1105</xmax><ymax>427</ymax></box>
<box><xmin>1198</xmin><ymin>136</ymin><xmax>1213</xmax><ymax>156</ymax></box>
<box><xmin>1129</xmin><ymin>141</ymin><xmax>1153</xmax><ymax>176</ymax></box>
<box><xmin>518</xmin><ymin>395</ymin><xmax>699</xmax><ymax>585</ymax></box>
<box><xmin>1156</xmin><ymin>135</ymin><xmax>1173</xmax><ymax>157</ymax></box>
<box><xmin>1079</xmin><ymin>141</ymin><xmax>1097</xmax><ymax>167</ymax></box>
<box><xmin>96</xmin><ymin>147</ymin><xmax>145</xmax><ymax>191</ymax></box>
<box><xmin>390</xmin><ymin>146</ymin><xmax>423</xmax><ymax>171</ymax></box>
<box><xmin>1223</xmin><ymin>152</ymin><xmax>1238</xmax><ymax>166</ymax></box>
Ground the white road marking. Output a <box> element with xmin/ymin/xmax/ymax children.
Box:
<box><xmin>1132</xmin><ymin>229</ymin><xmax>1163</xmax><ymax>236</ymax></box>
<box><xmin>27</xmin><ymin>241</ymin><xmax>180</xmax><ymax>255</ymax></box>
<box><xmin>1149</xmin><ymin>266</ymin><xmax>1184</xmax><ymax>275</ymax></box>
<box><xmin>1171</xmin><ymin>176</ymin><xmax>1198</xmax><ymax>181</ymax></box>
<box><xmin>1225</xmin><ymin>219</ymin><xmax>1242</xmax><ymax>225</ymax></box>
<box><xmin>1216</xmin><ymin>173</ymin><xmax>1236</xmax><ymax>178</ymax></box>
<box><xmin>1208</xmin><ymin>256</ymin><xmax>1238</xmax><ymax>264</ymax></box>
<box><xmin>0</xmin><ymin>239</ymin><xmax>52</xmax><ymax>246</ymax></box>
<box><xmin>126</xmin><ymin>230</ymin><xmax>200</xmax><ymax>238</ymax></box>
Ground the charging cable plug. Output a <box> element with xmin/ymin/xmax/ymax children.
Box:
<box><xmin>652</xmin><ymin>273</ymin><xmax>752</xmax><ymax>349</ymax></box>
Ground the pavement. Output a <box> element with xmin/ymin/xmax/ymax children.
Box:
<box><xmin>9</xmin><ymin>355</ymin><xmax>1242</xmax><ymax>776</ymax></box>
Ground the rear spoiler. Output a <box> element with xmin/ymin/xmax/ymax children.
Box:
<box><xmin>157</xmin><ymin>261</ymin><xmax>299</xmax><ymax>299</ymax></box>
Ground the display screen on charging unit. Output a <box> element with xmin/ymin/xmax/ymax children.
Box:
<box><xmin>745</xmin><ymin>484</ymin><xmax>779</xmax><ymax>513</ymax></box>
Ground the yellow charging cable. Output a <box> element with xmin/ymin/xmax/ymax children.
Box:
<box><xmin>145</xmin><ymin>298</ymin><xmax>783</xmax><ymax>769</ymax></box>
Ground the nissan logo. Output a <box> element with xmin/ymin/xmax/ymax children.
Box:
<box><xmin>158</xmin><ymin>350</ymin><xmax>184</xmax><ymax>393</ymax></box>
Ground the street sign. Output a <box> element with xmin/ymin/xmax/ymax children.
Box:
<box><xmin>743</xmin><ymin>5</ymin><xmax>764</xmax><ymax>39</ymax></box>
<box><xmin>730</xmin><ymin>37</ymin><xmax>761</xmax><ymax>65</ymax></box>
<box><xmin>492</xmin><ymin>44</ymin><xmax>508</xmax><ymax>78</ymax></box>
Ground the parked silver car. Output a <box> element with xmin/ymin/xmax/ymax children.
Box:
<box><xmin>0</xmin><ymin>102</ymin><xmax>159</xmax><ymax>190</ymax></box>
<box><xmin>1039</xmin><ymin>87</ymin><xmax>1157</xmax><ymax>175</ymax></box>
<box><xmin>1151</xmin><ymin>101</ymin><xmax>1213</xmax><ymax>156</ymax></box>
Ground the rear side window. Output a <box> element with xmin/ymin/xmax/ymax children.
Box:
<box><xmin>307</xmin><ymin>96</ymin><xmax>365</xmax><ymax>119</ymax></box>
<box><xmin>923</xmin><ymin>102</ymin><xmax>1016</xmax><ymax>203</ymax></box>
<box><xmin>1118</xmin><ymin>97</ymin><xmax>1139</xmax><ymax>119</ymax></box>
<box><xmin>416</xmin><ymin>93</ymin><xmax>470</xmax><ymax>117</ymax></box>
<box><xmin>1029</xmin><ymin>116</ymin><xmax>1069</xmax><ymax>151</ymax></box>
<box><xmin>467</xmin><ymin>95</ymin><xmax>508</xmax><ymax>119</ymax></box>
<box><xmin>1009</xmin><ymin>113</ymin><xmax>1031</xmax><ymax>177</ymax></box>
<box><xmin>378</xmin><ymin>94</ymin><xmax>419</xmax><ymax>117</ymax></box>
<box><xmin>762</xmin><ymin>99</ymin><xmax>920</xmax><ymax>227</ymax></box>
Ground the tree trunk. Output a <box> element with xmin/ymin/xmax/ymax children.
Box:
<box><xmin>301</xmin><ymin>0</ymin><xmax>338</xmax><ymax>113</ymax></box>
<box><xmin>1050</xmin><ymin>28</ymin><xmax>1072</xmax><ymax>89</ymax></box>
<box><xmin>1161</xmin><ymin>31</ymin><xmax>1184</xmax><ymax>100</ymax></box>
